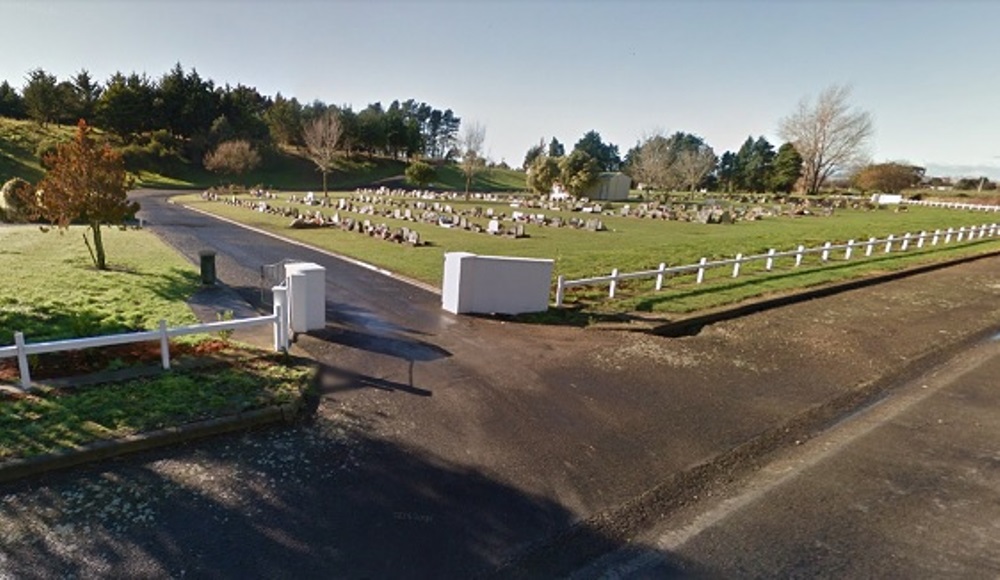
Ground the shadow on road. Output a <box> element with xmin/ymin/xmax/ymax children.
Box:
<box><xmin>308</xmin><ymin>325</ymin><xmax>451</xmax><ymax>363</ymax></box>
<box><xmin>0</xmin><ymin>414</ymin><xmax>712</xmax><ymax>578</ymax></box>
<box><xmin>315</xmin><ymin>361</ymin><xmax>433</xmax><ymax>397</ymax></box>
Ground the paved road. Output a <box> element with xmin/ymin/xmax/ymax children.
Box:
<box><xmin>134</xmin><ymin>189</ymin><xmax>449</xmax><ymax>340</ymax></box>
<box><xmin>572</xmin><ymin>334</ymin><xmax>1000</xmax><ymax>578</ymax></box>
<box><xmin>3</xmin><ymin>191</ymin><xmax>1000</xmax><ymax>578</ymax></box>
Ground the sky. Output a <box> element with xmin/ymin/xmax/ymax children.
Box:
<box><xmin>3</xmin><ymin>0</ymin><xmax>1000</xmax><ymax>177</ymax></box>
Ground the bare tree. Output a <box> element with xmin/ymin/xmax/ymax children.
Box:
<box><xmin>303</xmin><ymin>111</ymin><xmax>343</xmax><ymax>195</ymax></box>
<box><xmin>631</xmin><ymin>131</ymin><xmax>714</xmax><ymax>191</ymax></box>
<box><xmin>672</xmin><ymin>147</ymin><xmax>717</xmax><ymax>192</ymax></box>
<box><xmin>631</xmin><ymin>132</ymin><xmax>673</xmax><ymax>190</ymax></box>
<box><xmin>459</xmin><ymin>121</ymin><xmax>486</xmax><ymax>194</ymax></box>
<box><xmin>778</xmin><ymin>85</ymin><xmax>874</xmax><ymax>194</ymax></box>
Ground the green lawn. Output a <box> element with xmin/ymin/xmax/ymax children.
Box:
<box><xmin>179</xmin><ymin>191</ymin><xmax>1000</xmax><ymax>313</ymax></box>
<box><xmin>0</xmin><ymin>224</ymin><xmax>312</xmax><ymax>462</ymax></box>
<box><xmin>0</xmin><ymin>225</ymin><xmax>201</xmax><ymax>346</ymax></box>
<box><xmin>0</xmin><ymin>354</ymin><xmax>310</xmax><ymax>461</ymax></box>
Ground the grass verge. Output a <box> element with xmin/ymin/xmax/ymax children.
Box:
<box><xmin>0</xmin><ymin>351</ymin><xmax>311</xmax><ymax>461</ymax></box>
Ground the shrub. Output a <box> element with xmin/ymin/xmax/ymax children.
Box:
<box><xmin>0</xmin><ymin>177</ymin><xmax>34</xmax><ymax>222</ymax></box>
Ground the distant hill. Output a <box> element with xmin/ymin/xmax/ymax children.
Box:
<box><xmin>0</xmin><ymin>118</ymin><xmax>526</xmax><ymax>192</ymax></box>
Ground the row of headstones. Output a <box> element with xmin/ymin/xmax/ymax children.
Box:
<box><xmin>285</xmin><ymin>193</ymin><xmax>540</xmax><ymax>237</ymax></box>
<box><xmin>347</xmin><ymin>195</ymin><xmax>604</xmax><ymax>233</ymax></box>
<box><xmin>355</xmin><ymin>186</ymin><xmax>508</xmax><ymax>203</ymax></box>
<box><xmin>207</xmin><ymin>194</ymin><xmax>423</xmax><ymax>245</ymax></box>
<box><xmin>289</xmin><ymin>210</ymin><xmax>423</xmax><ymax>245</ymax></box>
<box><xmin>356</xmin><ymin>187</ymin><xmax>610</xmax><ymax>216</ymax></box>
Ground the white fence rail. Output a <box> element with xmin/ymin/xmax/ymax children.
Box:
<box><xmin>0</xmin><ymin>286</ymin><xmax>290</xmax><ymax>391</ymax></box>
<box><xmin>901</xmin><ymin>199</ymin><xmax>1000</xmax><ymax>212</ymax></box>
<box><xmin>555</xmin><ymin>222</ymin><xmax>999</xmax><ymax>307</ymax></box>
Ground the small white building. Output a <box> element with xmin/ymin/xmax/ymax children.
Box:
<box><xmin>584</xmin><ymin>172</ymin><xmax>631</xmax><ymax>201</ymax></box>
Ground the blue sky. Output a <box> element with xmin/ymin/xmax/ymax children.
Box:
<box><xmin>3</xmin><ymin>0</ymin><xmax>999</xmax><ymax>176</ymax></box>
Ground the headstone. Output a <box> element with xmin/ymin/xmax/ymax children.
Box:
<box><xmin>487</xmin><ymin>219</ymin><xmax>501</xmax><ymax>235</ymax></box>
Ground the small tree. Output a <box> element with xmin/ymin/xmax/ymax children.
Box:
<box><xmin>459</xmin><ymin>121</ymin><xmax>486</xmax><ymax>194</ymax></box>
<box><xmin>853</xmin><ymin>162</ymin><xmax>924</xmax><ymax>193</ymax></box>
<box><xmin>29</xmin><ymin>120</ymin><xmax>138</xmax><ymax>270</ymax></box>
<box><xmin>1</xmin><ymin>178</ymin><xmax>33</xmax><ymax>222</ymax></box>
<box><xmin>405</xmin><ymin>160</ymin><xmax>437</xmax><ymax>188</ymax></box>
<box><xmin>302</xmin><ymin>111</ymin><xmax>343</xmax><ymax>195</ymax></box>
<box><xmin>558</xmin><ymin>150</ymin><xmax>600</xmax><ymax>196</ymax></box>
<box><xmin>204</xmin><ymin>139</ymin><xmax>261</xmax><ymax>181</ymax></box>
<box><xmin>527</xmin><ymin>156</ymin><xmax>561</xmax><ymax>194</ymax></box>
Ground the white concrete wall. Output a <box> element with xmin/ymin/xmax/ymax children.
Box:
<box><xmin>442</xmin><ymin>253</ymin><xmax>554</xmax><ymax>315</ymax></box>
<box><xmin>286</xmin><ymin>262</ymin><xmax>326</xmax><ymax>332</ymax></box>
<box><xmin>872</xmin><ymin>193</ymin><xmax>903</xmax><ymax>205</ymax></box>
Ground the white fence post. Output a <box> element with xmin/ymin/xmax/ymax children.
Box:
<box><xmin>696</xmin><ymin>257</ymin><xmax>707</xmax><ymax>284</ymax></box>
<box><xmin>885</xmin><ymin>234</ymin><xmax>894</xmax><ymax>253</ymax></box>
<box><xmin>609</xmin><ymin>269</ymin><xmax>619</xmax><ymax>298</ymax></box>
<box><xmin>795</xmin><ymin>245</ymin><xmax>805</xmax><ymax>267</ymax></box>
<box><xmin>991</xmin><ymin>223</ymin><xmax>998</xmax><ymax>237</ymax></box>
<box><xmin>732</xmin><ymin>254</ymin><xmax>743</xmax><ymax>277</ymax></box>
<box><xmin>945</xmin><ymin>228</ymin><xmax>953</xmax><ymax>243</ymax></box>
<box><xmin>901</xmin><ymin>233</ymin><xmax>910</xmax><ymax>251</ymax></box>
<box><xmin>765</xmin><ymin>249</ymin><xmax>775</xmax><ymax>271</ymax></box>
<box><xmin>821</xmin><ymin>242</ymin><xmax>831</xmax><ymax>262</ymax></box>
<box><xmin>555</xmin><ymin>275</ymin><xmax>566</xmax><ymax>307</ymax></box>
<box><xmin>273</xmin><ymin>285</ymin><xmax>288</xmax><ymax>349</ymax></box>
<box><xmin>917</xmin><ymin>231</ymin><xmax>926</xmax><ymax>249</ymax></box>
<box><xmin>159</xmin><ymin>319</ymin><xmax>171</xmax><ymax>370</ymax></box>
<box><xmin>655</xmin><ymin>263</ymin><xmax>666</xmax><ymax>291</ymax></box>
<box><xmin>14</xmin><ymin>331</ymin><xmax>30</xmax><ymax>391</ymax></box>
<box><xmin>866</xmin><ymin>237</ymin><xmax>876</xmax><ymax>256</ymax></box>
<box><xmin>979</xmin><ymin>224</ymin><xmax>987</xmax><ymax>239</ymax></box>
<box><xmin>845</xmin><ymin>240</ymin><xmax>854</xmax><ymax>260</ymax></box>
<box><xmin>932</xmin><ymin>229</ymin><xmax>940</xmax><ymax>245</ymax></box>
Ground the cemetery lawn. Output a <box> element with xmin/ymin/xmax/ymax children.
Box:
<box><xmin>176</xmin><ymin>192</ymin><xmax>1000</xmax><ymax>314</ymax></box>
<box><xmin>0</xmin><ymin>354</ymin><xmax>311</xmax><ymax>461</ymax></box>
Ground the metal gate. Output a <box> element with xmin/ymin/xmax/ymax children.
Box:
<box><xmin>260</xmin><ymin>259</ymin><xmax>302</xmax><ymax>304</ymax></box>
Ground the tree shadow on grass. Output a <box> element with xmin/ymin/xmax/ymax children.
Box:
<box><xmin>124</xmin><ymin>266</ymin><xmax>202</xmax><ymax>303</ymax></box>
<box><xmin>0</xmin><ymin>304</ymin><xmax>136</xmax><ymax>346</ymax></box>
<box><xmin>0</xmin><ymin>414</ymin><xmax>714</xmax><ymax>578</ymax></box>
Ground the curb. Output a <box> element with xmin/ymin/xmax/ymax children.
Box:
<box><xmin>175</xmin><ymin>200</ymin><xmax>441</xmax><ymax>296</ymax></box>
<box><xmin>0</xmin><ymin>400</ymin><xmax>301</xmax><ymax>485</ymax></box>
<box><xmin>648</xmin><ymin>247</ymin><xmax>1000</xmax><ymax>337</ymax></box>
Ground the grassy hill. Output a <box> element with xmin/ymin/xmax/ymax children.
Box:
<box><xmin>0</xmin><ymin>117</ymin><xmax>527</xmax><ymax>192</ymax></box>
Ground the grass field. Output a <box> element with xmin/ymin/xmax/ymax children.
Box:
<box><xmin>179</xmin><ymin>191</ymin><xmax>1000</xmax><ymax>313</ymax></box>
<box><xmin>0</xmin><ymin>226</ymin><xmax>202</xmax><ymax>345</ymax></box>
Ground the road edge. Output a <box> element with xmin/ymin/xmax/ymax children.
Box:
<box><xmin>493</xmin><ymin>321</ymin><xmax>1000</xmax><ymax>577</ymax></box>
<box><xmin>175</xmin><ymin>200</ymin><xmax>442</xmax><ymax>296</ymax></box>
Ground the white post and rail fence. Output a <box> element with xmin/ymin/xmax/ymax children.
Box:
<box><xmin>1</xmin><ymin>261</ymin><xmax>328</xmax><ymax>392</ymax></box>
<box><xmin>554</xmin><ymin>222</ymin><xmax>1000</xmax><ymax>307</ymax></box>
<box><xmin>900</xmin><ymin>199</ymin><xmax>1000</xmax><ymax>212</ymax></box>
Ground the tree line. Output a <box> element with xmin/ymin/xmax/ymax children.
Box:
<box><xmin>0</xmin><ymin>64</ymin><xmax>465</xmax><ymax>166</ymax></box>
<box><xmin>521</xmin><ymin>129</ymin><xmax>803</xmax><ymax>196</ymax></box>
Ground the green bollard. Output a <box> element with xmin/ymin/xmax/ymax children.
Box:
<box><xmin>199</xmin><ymin>250</ymin><xmax>217</xmax><ymax>285</ymax></box>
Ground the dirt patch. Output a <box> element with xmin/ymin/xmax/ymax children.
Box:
<box><xmin>0</xmin><ymin>339</ymin><xmax>228</xmax><ymax>382</ymax></box>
